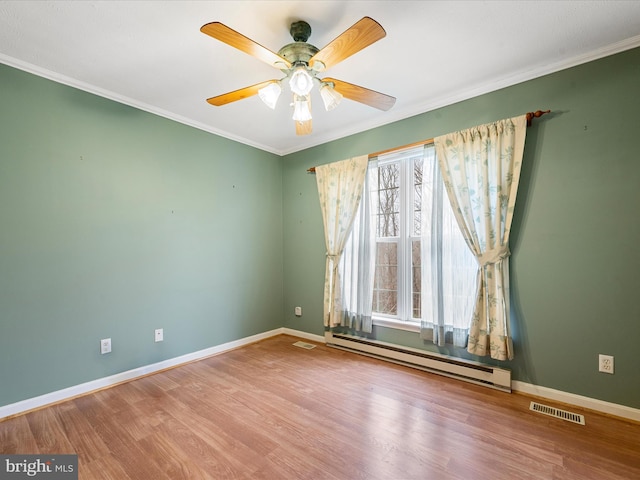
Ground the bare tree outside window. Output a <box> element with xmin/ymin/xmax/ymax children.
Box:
<box><xmin>373</xmin><ymin>163</ymin><xmax>399</xmax><ymax>315</ymax></box>
<box><xmin>376</xmin><ymin>163</ymin><xmax>400</xmax><ymax>237</ymax></box>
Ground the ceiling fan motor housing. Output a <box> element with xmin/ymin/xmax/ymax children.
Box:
<box><xmin>277</xmin><ymin>42</ymin><xmax>319</xmax><ymax>69</ymax></box>
<box><xmin>277</xmin><ymin>21</ymin><xmax>320</xmax><ymax>70</ymax></box>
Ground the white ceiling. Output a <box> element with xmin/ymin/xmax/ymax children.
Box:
<box><xmin>1</xmin><ymin>1</ymin><xmax>639</xmax><ymax>156</ymax></box>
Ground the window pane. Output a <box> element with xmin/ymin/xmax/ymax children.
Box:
<box><xmin>412</xmin><ymin>239</ymin><xmax>421</xmax><ymax>319</ymax></box>
<box><xmin>373</xmin><ymin>242</ymin><xmax>397</xmax><ymax>315</ymax></box>
<box><xmin>377</xmin><ymin>163</ymin><xmax>399</xmax><ymax>237</ymax></box>
<box><xmin>413</xmin><ymin>158</ymin><xmax>423</xmax><ymax>236</ymax></box>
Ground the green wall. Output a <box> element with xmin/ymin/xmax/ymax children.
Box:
<box><xmin>282</xmin><ymin>47</ymin><xmax>640</xmax><ymax>409</ymax></box>
<box><xmin>0</xmin><ymin>63</ymin><xmax>284</xmax><ymax>406</ymax></box>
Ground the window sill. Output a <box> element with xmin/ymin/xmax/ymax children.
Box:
<box><xmin>372</xmin><ymin>317</ymin><xmax>420</xmax><ymax>333</ymax></box>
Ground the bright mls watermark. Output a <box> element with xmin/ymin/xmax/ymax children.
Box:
<box><xmin>0</xmin><ymin>455</ymin><xmax>77</xmax><ymax>479</ymax></box>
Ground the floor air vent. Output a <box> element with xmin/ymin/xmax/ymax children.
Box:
<box><xmin>292</xmin><ymin>341</ymin><xmax>316</xmax><ymax>350</ymax></box>
<box><xmin>530</xmin><ymin>401</ymin><xmax>585</xmax><ymax>425</ymax></box>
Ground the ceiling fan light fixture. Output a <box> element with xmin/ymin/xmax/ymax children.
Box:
<box><xmin>258</xmin><ymin>81</ymin><xmax>281</xmax><ymax>109</ymax></box>
<box><xmin>202</xmin><ymin>17</ymin><xmax>396</xmax><ymax>133</ymax></box>
<box><xmin>289</xmin><ymin>66</ymin><xmax>314</xmax><ymax>96</ymax></box>
<box><xmin>320</xmin><ymin>83</ymin><xmax>343</xmax><ymax>111</ymax></box>
<box><xmin>292</xmin><ymin>95</ymin><xmax>312</xmax><ymax>122</ymax></box>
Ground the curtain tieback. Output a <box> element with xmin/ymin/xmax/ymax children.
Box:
<box><xmin>326</xmin><ymin>253</ymin><xmax>341</xmax><ymax>272</ymax></box>
<box><xmin>477</xmin><ymin>245</ymin><xmax>510</xmax><ymax>267</ymax></box>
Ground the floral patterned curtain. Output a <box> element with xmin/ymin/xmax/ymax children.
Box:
<box><xmin>316</xmin><ymin>156</ymin><xmax>369</xmax><ymax>328</ymax></box>
<box><xmin>434</xmin><ymin>116</ymin><xmax>527</xmax><ymax>360</ymax></box>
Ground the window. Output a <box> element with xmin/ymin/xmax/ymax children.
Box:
<box><xmin>370</xmin><ymin>145</ymin><xmax>476</xmax><ymax>329</ymax></box>
<box><xmin>371</xmin><ymin>147</ymin><xmax>424</xmax><ymax>324</ymax></box>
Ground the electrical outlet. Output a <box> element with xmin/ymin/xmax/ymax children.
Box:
<box><xmin>294</xmin><ymin>306</ymin><xmax>302</xmax><ymax>316</ymax></box>
<box><xmin>155</xmin><ymin>328</ymin><xmax>164</xmax><ymax>343</ymax></box>
<box><xmin>598</xmin><ymin>354</ymin><xmax>614</xmax><ymax>374</ymax></box>
<box><xmin>100</xmin><ymin>338</ymin><xmax>112</xmax><ymax>355</ymax></box>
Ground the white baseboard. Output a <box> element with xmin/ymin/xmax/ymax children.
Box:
<box><xmin>0</xmin><ymin>328</ymin><xmax>285</xmax><ymax>420</ymax></box>
<box><xmin>281</xmin><ymin>328</ymin><xmax>325</xmax><ymax>344</ymax></box>
<box><xmin>512</xmin><ymin>380</ymin><xmax>640</xmax><ymax>423</ymax></box>
<box><xmin>3</xmin><ymin>328</ymin><xmax>638</xmax><ymax>424</ymax></box>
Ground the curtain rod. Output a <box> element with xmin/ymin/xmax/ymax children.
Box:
<box><xmin>307</xmin><ymin>110</ymin><xmax>550</xmax><ymax>173</ymax></box>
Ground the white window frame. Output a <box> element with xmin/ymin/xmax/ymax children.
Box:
<box><xmin>372</xmin><ymin>146</ymin><xmax>424</xmax><ymax>332</ymax></box>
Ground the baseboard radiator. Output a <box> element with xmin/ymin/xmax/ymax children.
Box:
<box><xmin>325</xmin><ymin>332</ymin><xmax>511</xmax><ymax>392</ymax></box>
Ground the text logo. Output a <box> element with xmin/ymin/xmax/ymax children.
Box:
<box><xmin>0</xmin><ymin>455</ymin><xmax>77</xmax><ymax>479</ymax></box>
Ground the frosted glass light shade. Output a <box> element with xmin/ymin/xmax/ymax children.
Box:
<box><xmin>258</xmin><ymin>82</ymin><xmax>281</xmax><ymax>109</ymax></box>
<box><xmin>289</xmin><ymin>67</ymin><xmax>313</xmax><ymax>96</ymax></box>
<box><xmin>292</xmin><ymin>95</ymin><xmax>312</xmax><ymax>122</ymax></box>
<box><xmin>320</xmin><ymin>83</ymin><xmax>343</xmax><ymax>111</ymax></box>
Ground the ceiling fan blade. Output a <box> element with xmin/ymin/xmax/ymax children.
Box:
<box><xmin>324</xmin><ymin>78</ymin><xmax>396</xmax><ymax>111</ymax></box>
<box><xmin>206</xmin><ymin>80</ymin><xmax>277</xmax><ymax>106</ymax></box>
<box><xmin>295</xmin><ymin>119</ymin><xmax>313</xmax><ymax>136</ymax></box>
<box><xmin>309</xmin><ymin>17</ymin><xmax>386</xmax><ymax>71</ymax></box>
<box><xmin>201</xmin><ymin>22</ymin><xmax>291</xmax><ymax>69</ymax></box>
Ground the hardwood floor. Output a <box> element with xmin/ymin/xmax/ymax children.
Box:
<box><xmin>1</xmin><ymin>334</ymin><xmax>639</xmax><ymax>479</ymax></box>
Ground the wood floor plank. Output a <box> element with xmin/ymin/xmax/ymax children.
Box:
<box><xmin>137</xmin><ymin>429</ymin><xmax>213</xmax><ymax>480</ymax></box>
<box><xmin>51</xmin><ymin>402</ymin><xmax>110</xmax><ymax>464</ymax></box>
<box><xmin>151</xmin><ymin>413</ymin><xmax>258</xmax><ymax>479</ymax></box>
<box><xmin>165</xmin><ymin>381</ymin><xmax>280</xmax><ymax>457</ymax></box>
<box><xmin>256</xmin><ymin>447</ymin><xmax>345</xmax><ymax>480</ymax></box>
<box><xmin>1</xmin><ymin>334</ymin><xmax>639</xmax><ymax>479</ymax></box>
<box><xmin>26</xmin><ymin>407</ymin><xmax>76</xmax><ymax>454</ymax></box>
<box><xmin>81</xmin><ymin>453</ymin><xmax>135</xmax><ymax>480</ymax></box>
<box><xmin>0</xmin><ymin>415</ymin><xmax>38</xmax><ymax>454</ymax></box>
<box><xmin>74</xmin><ymin>395</ymin><xmax>173</xmax><ymax>480</ymax></box>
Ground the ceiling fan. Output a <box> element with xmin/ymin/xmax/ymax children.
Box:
<box><xmin>200</xmin><ymin>17</ymin><xmax>396</xmax><ymax>135</ymax></box>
